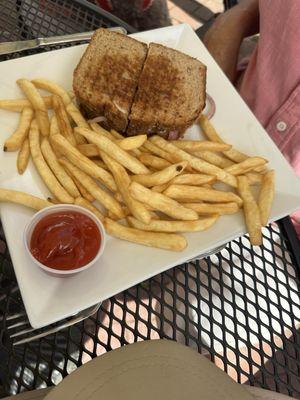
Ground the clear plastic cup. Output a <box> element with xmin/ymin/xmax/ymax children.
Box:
<box><xmin>24</xmin><ymin>204</ymin><xmax>106</xmax><ymax>276</ymax></box>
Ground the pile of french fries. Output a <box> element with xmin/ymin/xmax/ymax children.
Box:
<box><xmin>0</xmin><ymin>78</ymin><xmax>275</xmax><ymax>251</ymax></box>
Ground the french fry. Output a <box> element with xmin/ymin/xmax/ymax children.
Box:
<box><xmin>225</xmin><ymin>157</ymin><xmax>267</xmax><ymax>176</ymax></box>
<box><xmin>150</xmin><ymin>136</ymin><xmax>237</xmax><ymax>188</ymax></box>
<box><xmin>131</xmin><ymin>161</ymin><xmax>188</xmax><ymax>187</ymax></box>
<box><xmin>142</xmin><ymin>140</ymin><xmax>181</xmax><ymax>165</ymax></box>
<box><xmin>127</xmin><ymin>215</ymin><xmax>218</xmax><ymax>233</ymax></box>
<box><xmin>59</xmin><ymin>158</ymin><xmax>123</xmax><ymax>218</ymax></box>
<box><xmin>66</xmin><ymin>102</ymin><xmax>89</xmax><ymax>129</ymax></box>
<box><xmin>78</xmin><ymin>144</ymin><xmax>99</xmax><ymax>157</ymax></box>
<box><xmin>52</xmin><ymin>95</ymin><xmax>76</xmax><ymax>146</ymax></box>
<box><xmin>139</xmin><ymin>154</ymin><xmax>172</xmax><ymax>170</ymax></box>
<box><xmin>92</xmin><ymin>124</ymin><xmax>141</xmax><ymax>157</ymax></box>
<box><xmin>118</xmin><ymin>135</ymin><xmax>147</xmax><ymax>150</ymax></box>
<box><xmin>101</xmin><ymin>152</ymin><xmax>152</xmax><ymax>224</ymax></box>
<box><xmin>17</xmin><ymin>139</ymin><xmax>30</xmax><ymax>175</ymax></box>
<box><xmin>75</xmin><ymin>127</ymin><xmax>150</xmax><ymax>175</ymax></box>
<box><xmin>0</xmin><ymin>188</ymin><xmax>51</xmax><ymax>210</ymax></box>
<box><xmin>130</xmin><ymin>182</ymin><xmax>198</xmax><ymax>221</ymax></box>
<box><xmin>193</xmin><ymin>150</ymin><xmax>234</xmax><ymax>168</ymax></box>
<box><xmin>171</xmin><ymin>140</ymin><xmax>231</xmax><ymax>152</ymax></box>
<box><xmin>17</xmin><ymin>79</ymin><xmax>50</xmax><ymax>137</ymax></box>
<box><xmin>105</xmin><ymin>218</ymin><xmax>187</xmax><ymax>252</ymax></box>
<box><xmin>152</xmin><ymin>183</ymin><xmax>169</xmax><ymax>193</ymax></box>
<box><xmin>199</xmin><ymin>115</ymin><xmax>249</xmax><ymax>163</ymax></box>
<box><xmin>74</xmin><ymin>197</ymin><xmax>105</xmax><ymax>222</ymax></box>
<box><xmin>0</xmin><ymin>96</ymin><xmax>53</xmax><ymax>112</ymax></box>
<box><xmin>164</xmin><ymin>185</ymin><xmax>243</xmax><ymax>206</ymax></box>
<box><xmin>49</xmin><ymin>115</ymin><xmax>60</xmax><ymax>136</ymax></box>
<box><xmin>238</xmin><ymin>176</ymin><xmax>262</xmax><ymax>245</ymax></box>
<box><xmin>185</xmin><ymin>202</ymin><xmax>239</xmax><ymax>215</ymax></box>
<box><xmin>93</xmin><ymin>159</ymin><xmax>109</xmax><ymax>170</ymax></box>
<box><xmin>245</xmin><ymin>172</ymin><xmax>263</xmax><ymax>185</ymax></box>
<box><xmin>51</xmin><ymin>134</ymin><xmax>116</xmax><ymax>191</ymax></box>
<box><xmin>47</xmin><ymin>197</ymin><xmax>60</xmax><ymax>204</ymax></box>
<box><xmin>170</xmin><ymin>173</ymin><xmax>215</xmax><ymax>186</ymax></box>
<box><xmin>4</xmin><ymin>107</ymin><xmax>34</xmax><ymax>151</ymax></box>
<box><xmin>31</xmin><ymin>78</ymin><xmax>72</xmax><ymax>106</ymax></box>
<box><xmin>72</xmin><ymin>176</ymin><xmax>95</xmax><ymax>202</ymax></box>
<box><xmin>29</xmin><ymin>120</ymin><xmax>74</xmax><ymax>203</ymax></box>
<box><xmin>258</xmin><ymin>170</ymin><xmax>275</xmax><ymax>226</ymax></box>
<box><xmin>41</xmin><ymin>138</ymin><xmax>80</xmax><ymax>198</ymax></box>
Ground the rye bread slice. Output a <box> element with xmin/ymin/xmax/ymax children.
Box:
<box><xmin>73</xmin><ymin>28</ymin><xmax>147</xmax><ymax>132</ymax></box>
<box><xmin>126</xmin><ymin>43</ymin><xmax>206</xmax><ymax>138</ymax></box>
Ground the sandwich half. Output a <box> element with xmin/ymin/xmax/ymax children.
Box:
<box><xmin>127</xmin><ymin>43</ymin><xmax>206</xmax><ymax>138</ymax></box>
<box><xmin>73</xmin><ymin>28</ymin><xmax>148</xmax><ymax>132</ymax></box>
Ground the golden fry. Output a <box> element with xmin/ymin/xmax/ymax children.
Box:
<box><xmin>0</xmin><ymin>188</ymin><xmax>51</xmax><ymax>210</ymax></box>
<box><xmin>52</xmin><ymin>95</ymin><xmax>76</xmax><ymax>146</ymax></box>
<box><xmin>51</xmin><ymin>134</ymin><xmax>116</xmax><ymax>191</ymax></box>
<box><xmin>127</xmin><ymin>215</ymin><xmax>218</xmax><ymax>233</ymax></box>
<box><xmin>199</xmin><ymin>115</ymin><xmax>249</xmax><ymax>163</ymax></box>
<box><xmin>225</xmin><ymin>157</ymin><xmax>267</xmax><ymax>176</ymax></box>
<box><xmin>130</xmin><ymin>182</ymin><xmax>198</xmax><ymax>221</ymax></box>
<box><xmin>142</xmin><ymin>141</ymin><xmax>180</xmax><ymax>164</ymax></box>
<box><xmin>93</xmin><ymin>159</ymin><xmax>109</xmax><ymax>170</ymax></box>
<box><xmin>152</xmin><ymin>183</ymin><xmax>169</xmax><ymax>193</ymax></box>
<box><xmin>66</xmin><ymin>102</ymin><xmax>89</xmax><ymax>129</ymax></box>
<box><xmin>72</xmin><ymin>176</ymin><xmax>95</xmax><ymax>202</ymax></box>
<box><xmin>170</xmin><ymin>173</ymin><xmax>215</xmax><ymax>186</ymax></box>
<box><xmin>117</xmin><ymin>135</ymin><xmax>147</xmax><ymax>150</ymax></box>
<box><xmin>17</xmin><ymin>139</ymin><xmax>30</xmax><ymax>175</ymax></box>
<box><xmin>238</xmin><ymin>176</ymin><xmax>262</xmax><ymax>246</ymax></box>
<box><xmin>29</xmin><ymin>120</ymin><xmax>74</xmax><ymax>203</ymax></box>
<box><xmin>105</xmin><ymin>218</ymin><xmax>187</xmax><ymax>252</ymax></box>
<box><xmin>4</xmin><ymin>107</ymin><xmax>34</xmax><ymax>151</ymax></box>
<box><xmin>131</xmin><ymin>161</ymin><xmax>188</xmax><ymax>187</ymax></box>
<box><xmin>49</xmin><ymin>115</ymin><xmax>60</xmax><ymax>136</ymax></box>
<box><xmin>101</xmin><ymin>152</ymin><xmax>151</xmax><ymax>225</ymax></box>
<box><xmin>17</xmin><ymin>79</ymin><xmax>49</xmax><ymax>136</ymax></box>
<box><xmin>0</xmin><ymin>96</ymin><xmax>52</xmax><ymax>112</ymax></box>
<box><xmin>258</xmin><ymin>170</ymin><xmax>275</xmax><ymax>226</ymax></box>
<box><xmin>74</xmin><ymin>197</ymin><xmax>105</xmax><ymax>222</ymax></box>
<box><xmin>75</xmin><ymin>127</ymin><xmax>150</xmax><ymax>175</ymax></box>
<box><xmin>92</xmin><ymin>124</ymin><xmax>141</xmax><ymax>157</ymax></box>
<box><xmin>77</xmin><ymin>144</ymin><xmax>99</xmax><ymax>157</ymax></box>
<box><xmin>185</xmin><ymin>202</ymin><xmax>239</xmax><ymax>215</ymax></box>
<box><xmin>31</xmin><ymin>78</ymin><xmax>72</xmax><ymax>106</ymax></box>
<box><xmin>164</xmin><ymin>185</ymin><xmax>243</xmax><ymax>206</ymax></box>
<box><xmin>60</xmin><ymin>158</ymin><xmax>123</xmax><ymax>218</ymax></box>
<box><xmin>150</xmin><ymin>136</ymin><xmax>237</xmax><ymax>187</ymax></box>
<box><xmin>193</xmin><ymin>150</ymin><xmax>234</xmax><ymax>168</ymax></box>
<box><xmin>171</xmin><ymin>140</ymin><xmax>231</xmax><ymax>152</ymax></box>
<box><xmin>245</xmin><ymin>172</ymin><xmax>263</xmax><ymax>185</ymax></box>
<box><xmin>139</xmin><ymin>154</ymin><xmax>172</xmax><ymax>170</ymax></box>
<box><xmin>41</xmin><ymin>138</ymin><xmax>80</xmax><ymax>198</ymax></box>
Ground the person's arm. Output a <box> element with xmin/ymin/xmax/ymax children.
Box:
<box><xmin>203</xmin><ymin>0</ymin><xmax>259</xmax><ymax>82</ymax></box>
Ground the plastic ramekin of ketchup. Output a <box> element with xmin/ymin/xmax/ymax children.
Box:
<box><xmin>24</xmin><ymin>205</ymin><xmax>106</xmax><ymax>276</ymax></box>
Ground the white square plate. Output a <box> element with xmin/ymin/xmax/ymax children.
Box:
<box><xmin>0</xmin><ymin>24</ymin><xmax>299</xmax><ymax>328</ymax></box>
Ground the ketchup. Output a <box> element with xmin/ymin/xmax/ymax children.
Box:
<box><xmin>30</xmin><ymin>211</ymin><xmax>101</xmax><ymax>270</ymax></box>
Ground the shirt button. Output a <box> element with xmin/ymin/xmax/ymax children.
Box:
<box><xmin>276</xmin><ymin>121</ymin><xmax>287</xmax><ymax>132</ymax></box>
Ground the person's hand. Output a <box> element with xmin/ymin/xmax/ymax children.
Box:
<box><xmin>203</xmin><ymin>0</ymin><xmax>259</xmax><ymax>82</ymax></box>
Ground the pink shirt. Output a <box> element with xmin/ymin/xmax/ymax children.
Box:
<box><xmin>239</xmin><ymin>0</ymin><xmax>300</xmax><ymax>235</ymax></box>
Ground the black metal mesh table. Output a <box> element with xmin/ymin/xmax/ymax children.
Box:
<box><xmin>1</xmin><ymin>0</ymin><xmax>300</xmax><ymax>398</ymax></box>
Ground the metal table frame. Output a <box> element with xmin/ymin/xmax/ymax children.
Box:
<box><xmin>0</xmin><ymin>0</ymin><xmax>300</xmax><ymax>398</ymax></box>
